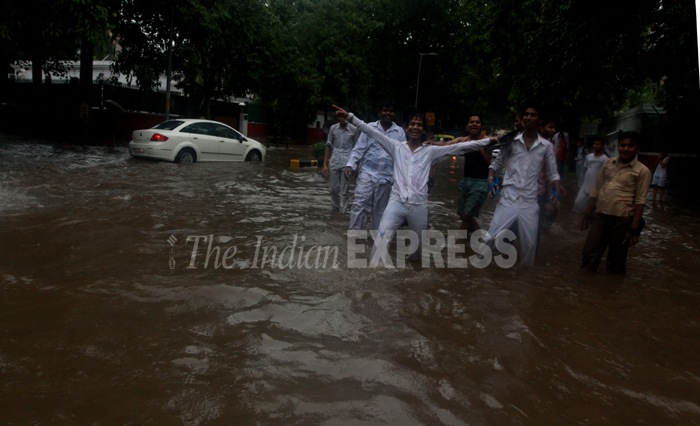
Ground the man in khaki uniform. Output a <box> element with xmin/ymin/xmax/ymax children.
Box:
<box><xmin>579</xmin><ymin>131</ymin><xmax>651</xmax><ymax>274</ymax></box>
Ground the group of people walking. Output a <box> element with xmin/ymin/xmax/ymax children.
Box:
<box><xmin>323</xmin><ymin>101</ymin><xmax>659</xmax><ymax>275</ymax></box>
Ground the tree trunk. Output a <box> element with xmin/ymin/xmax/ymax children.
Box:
<box><xmin>80</xmin><ymin>36</ymin><xmax>94</xmax><ymax>89</ymax></box>
<box><xmin>0</xmin><ymin>54</ymin><xmax>9</xmax><ymax>89</ymax></box>
<box><xmin>32</xmin><ymin>53</ymin><xmax>43</xmax><ymax>85</ymax></box>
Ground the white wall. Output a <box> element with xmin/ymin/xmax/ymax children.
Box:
<box><xmin>10</xmin><ymin>61</ymin><xmax>182</xmax><ymax>94</ymax></box>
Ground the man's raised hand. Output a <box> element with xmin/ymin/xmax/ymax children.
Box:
<box><xmin>332</xmin><ymin>104</ymin><xmax>349</xmax><ymax>119</ymax></box>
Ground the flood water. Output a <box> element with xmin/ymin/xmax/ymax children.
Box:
<box><xmin>1</xmin><ymin>138</ymin><xmax>699</xmax><ymax>425</ymax></box>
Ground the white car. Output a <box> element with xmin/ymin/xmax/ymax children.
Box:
<box><xmin>129</xmin><ymin>119</ymin><xmax>266</xmax><ymax>163</ymax></box>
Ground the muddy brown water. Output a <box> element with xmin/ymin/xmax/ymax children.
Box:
<box><xmin>1</xmin><ymin>139</ymin><xmax>699</xmax><ymax>425</ymax></box>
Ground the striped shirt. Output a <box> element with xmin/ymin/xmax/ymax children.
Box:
<box><xmin>346</xmin><ymin>120</ymin><xmax>406</xmax><ymax>184</ymax></box>
<box><xmin>326</xmin><ymin>122</ymin><xmax>359</xmax><ymax>169</ymax></box>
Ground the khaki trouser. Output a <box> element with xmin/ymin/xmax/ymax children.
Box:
<box><xmin>581</xmin><ymin>213</ymin><xmax>632</xmax><ymax>274</ymax></box>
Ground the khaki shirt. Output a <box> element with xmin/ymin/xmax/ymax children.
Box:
<box><xmin>591</xmin><ymin>157</ymin><xmax>651</xmax><ymax>217</ymax></box>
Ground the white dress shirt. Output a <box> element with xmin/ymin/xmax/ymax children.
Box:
<box><xmin>490</xmin><ymin>133</ymin><xmax>560</xmax><ymax>205</ymax></box>
<box><xmin>347</xmin><ymin>113</ymin><xmax>492</xmax><ymax>205</ymax></box>
<box><xmin>326</xmin><ymin>122</ymin><xmax>358</xmax><ymax>169</ymax></box>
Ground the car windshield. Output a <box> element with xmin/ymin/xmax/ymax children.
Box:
<box><xmin>153</xmin><ymin>120</ymin><xmax>184</xmax><ymax>131</ymax></box>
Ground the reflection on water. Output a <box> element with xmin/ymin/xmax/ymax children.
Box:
<box><xmin>1</xmin><ymin>139</ymin><xmax>699</xmax><ymax>425</ymax></box>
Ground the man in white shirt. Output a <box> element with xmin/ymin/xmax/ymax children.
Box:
<box><xmin>345</xmin><ymin>101</ymin><xmax>406</xmax><ymax>231</ymax></box>
<box><xmin>323</xmin><ymin>115</ymin><xmax>359</xmax><ymax>213</ymax></box>
<box><xmin>334</xmin><ymin>104</ymin><xmax>498</xmax><ymax>265</ymax></box>
<box><xmin>651</xmin><ymin>151</ymin><xmax>670</xmax><ymax>203</ymax></box>
<box><xmin>483</xmin><ymin>105</ymin><xmax>562</xmax><ymax>267</ymax></box>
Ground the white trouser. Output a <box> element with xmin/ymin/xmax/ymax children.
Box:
<box><xmin>348</xmin><ymin>173</ymin><xmax>392</xmax><ymax>231</ymax></box>
<box><xmin>576</xmin><ymin>163</ymin><xmax>585</xmax><ymax>189</ymax></box>
<box><xmin>572</xmin><ymin>187</ymin><xmax>589</xmax><ymax>214</ymax></box>
<box><xmin>328</xmin><ymin>167</ymin><xmax>351</xmax><ymax>213</ymax></box>
<box><xmin>483</xmin><ymin>200</ymin><xmax>539</xmax><ymax>267</ymax></box>
<box><xmin>370</xmin><ymin>199</ymin><xmax>429</xmax><ymax>265</ymax></box>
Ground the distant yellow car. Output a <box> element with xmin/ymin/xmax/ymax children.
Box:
<box><xmin>434</xmin><ymin>134</ymin><xmax>455</xmax><ymax>143</ymax></box>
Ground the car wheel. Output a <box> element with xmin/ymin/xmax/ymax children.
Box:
<box><xmin>175</xmin><ymin>148</ymin><xmax>196</xmax><ymax>163</ymax></box>
<box><xmin>245</xmin><ymin>150</ymin><xmax>262</xmax><ymax>161</ymax></box>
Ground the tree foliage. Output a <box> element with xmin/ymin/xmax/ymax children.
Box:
<box><xmin>1</xmin><ymin>0</ymin><xmax>113</xmax><ymax>85</ymax></box>
<box><xmin>2</xmin><ymin>0</ymin><xmax>698</xmax><ymax>140</ymax></box>
<box><xmin>645</xmin><ymin>0</ymin><xmax>699</xmax><ymax>122</ymax></box>
<box><xmin>461</xmin><ymin>0</ymin><xmax>662</xmax><ymax>131</ymax></box>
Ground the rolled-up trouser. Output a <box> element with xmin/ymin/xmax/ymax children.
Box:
<box><xmin>457</xmin><ymin>177</ymin><xmax>488</xmax><ymax>218</ymax></box>
<box><xmin>348</xmin><ymin>173</ymin><xmax>392</xmax><ymax>231</ymax></box>
<box><xmin>370</xmin><ymin>199</ymin><xmax>429</xmax><ymax>265</ymax></box>
<box><xmin>482</xmin><ymin>200</ymin><xmax>539</xmax><ymax>267</ymax></box>
<box><xmin>328</xmin><ymin>167</ymin><xmax>351</xmax><ymax>213</ymax></box>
